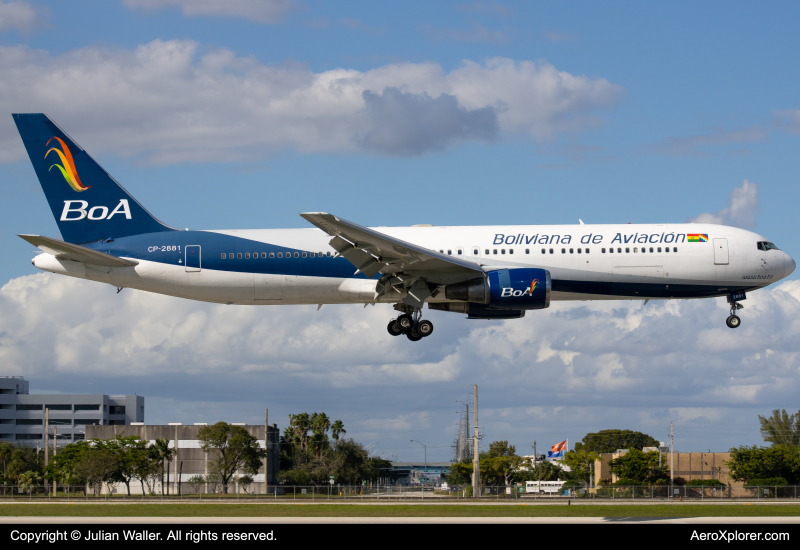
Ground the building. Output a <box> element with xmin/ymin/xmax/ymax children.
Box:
<box><xmin>593</xmin><ymin>449</ymin><xmax>745</xmax><ymax>491</ymax></box>
<box><xmin>391</xmin><ymin>462</ymin><xmax>452</xmax><ymax>485</ymax></box>
<box><xmin>0</xmin><ymin>376</ymin><xmax>144</xmax><ymax>444</ymax></box>
<box><xmin>86</xmin><ymin>423</ymin><xmax>279</xmax><ymax>494</ymax></box>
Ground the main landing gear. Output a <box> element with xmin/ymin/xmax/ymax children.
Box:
<box><xmin>726</xmin><ymin>301</ymin><xmax>743</xmax><ymax>329</ymax></box>
<box><xmin>387</xmin><ymin>308</ymin><xmax>434</xmax><ymax>341</ymax></box>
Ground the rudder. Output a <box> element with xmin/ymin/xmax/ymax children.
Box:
<box><xmin>13</xmin><ymin>113</ymin><xmax>176</xmax><ymax>244</ymax></box>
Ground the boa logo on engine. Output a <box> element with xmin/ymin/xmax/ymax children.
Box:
<box><xmin>500</xmin><ymin>279</ymin><xmax>539</xmax><ymax>298</ymax></box>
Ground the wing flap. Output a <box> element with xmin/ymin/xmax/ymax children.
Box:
<box><xmin>19</xmin><ymin>234</ymin><xmax>139</xmax><ymax>267</ymax></box>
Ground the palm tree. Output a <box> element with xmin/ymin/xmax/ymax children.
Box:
<box><xmin>331</xmin><ymin>420</ymin><xmax>346</xmax><ymax>450</ymax></box>
<box><xmin>289</xmin><ymin>413</ymin><xmax>311</xmax><ymax>462</ymax></box>
<box><xmin>310</xmin><ymin>412</ymin><xmax>331</xmax><ymax>459</ymax></box>
<box><xmin>151</xmin><ymin>439</ymin><xmax>174</xmax><ymax>496</ymax></box>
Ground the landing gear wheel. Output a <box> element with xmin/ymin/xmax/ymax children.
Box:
<box><xmin>387</xmin><ymin>320</ymin><xmax>403</xmax><ymax>336</ymax></box>
<box><xmin>406</xmin><ymin>330</ymin><xmax>423</xmax><ymax>342</ymax></box>
<box><xmin>396</xmin><ymin>314</ymin><xmax>413</xmax><ymax>331</ymax></box>
<box><xmin>417</xmin><ymin>319</ymin><xmax>434</xmax><ymax>337</ymax></box>
<box><xmin>726</xmin><ymin>315</ymin><xmax>741</xmax><ymax>328</ymax></box>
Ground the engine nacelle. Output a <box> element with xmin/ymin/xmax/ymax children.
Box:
<box><xmin>445</xmin><ymin>268</ymin><xmax>551</xmax><ymax>310</ymax></box>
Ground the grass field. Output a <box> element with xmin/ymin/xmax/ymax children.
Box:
<box><xmin>1</xmin><ymin>503</ymin><xmax>800</xmax><ymax>517</ymax></box>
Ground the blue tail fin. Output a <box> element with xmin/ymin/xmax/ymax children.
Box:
<box><xmin>13</xmin><ymin>113</ymin><xmax>176</xmax><ymax>244</ymax></box>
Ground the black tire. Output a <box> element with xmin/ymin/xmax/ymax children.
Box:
<box><xmin>397</xmin><ymin>314</ymin><xmax>413</xmax><ymax>331</ymax></box>
<box><xmin>726</xmin><ymin>314</ymin><xmax>741</xmax><ymax>328</ymax></box>
<box><xmin>406</xmin><ymin>330</ymin><xmax>423</xmax><ymax>342</ymax></box>
<box><xmin>417</xmin><ymin>319</ymin><xmax>434</xmax><ymax>337</ymax></box>
<box><xmin>387</xmin><ymin>320</ymin><xmax>403</xmax><ymax>336</ymax></box>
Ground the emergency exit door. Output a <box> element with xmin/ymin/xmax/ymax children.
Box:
<box><xmin>185</xmin><ymin>245</ymin><xmax>201</xmax><ymax>272</ymax></box>
<box><xmin>713</xmin><ymin>238</ymin><xmax>729</xmax><ymax>265</ymax></box>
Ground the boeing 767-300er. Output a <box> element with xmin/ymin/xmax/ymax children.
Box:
<box><xmin>13</xmin><ymin>114</ymin><xmax>797</xmax><ymax>341</ymax></box>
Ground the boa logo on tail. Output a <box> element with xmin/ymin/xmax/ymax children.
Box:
<box><xmin>45</xmin><ymin>137</ymin><xmax>90</xmax><ymax>192</ymax></box>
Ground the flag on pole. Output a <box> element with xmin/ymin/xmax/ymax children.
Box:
<box><xmin>547</xmin><ymin>440</ymin><xmax>567</xmax><ymax>459</ymax></box>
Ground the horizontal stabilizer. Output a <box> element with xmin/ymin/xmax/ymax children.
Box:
<box><xmin>19</xmin><ymin>234</ymin><xmax>138</xmax><ymax>267</ymax></box>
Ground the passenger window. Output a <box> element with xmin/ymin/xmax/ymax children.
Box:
<box><xmin>525</xmin><ymin>249</ymin><xmax>530</xmax><ymax>254</ymax></box>
<box><xmin>230</xmin><ymin>252</ymin><xmax>234</xmax><ymax>258</ymax></box>
<box><xmin>509</xmin><ymin>249</ymin><xmax>513</xmax><ymax>255</ymax></box>
<box><xmin>457</xmin><ymin>249</ymin><xmax>463</xmax><ymax>255</ymax></box>
<box><xmin>440</xmin><ymin>250</ymin><xmax>444</xmax><ymax>253</ymax></box>
<box><xmin>326</xmin><ymin>251</ymin><xmax>331</xmax><ymax>257</ymax></box>
<box><xmin>221</xmin><ymin>253</ymin><xmax>226</xmax><ymax>259</ymax></box>
<box><xmin>310</xmin><ymin>252</ymin><xmax>315</xmax><ymax>258</ymax></box>
<box><xmin>602</xmin><ymin>248</ymin><xmax>606</xmax><ymax>253</ymax></box>
<box><xmin>549</xmin><ymin>248</ymin><xmax>554</xmax><ymax>254</ymax></box>
<box><xmin>586</xmin><ymin>248</ymin><xmax>590</xmax><ymax>254</ymax></box>
<box><xmin>657</xmin><ymin>247</ymin><xmax>662</xmax><ymax>253</ymax></box>
<box><xmin>237</xmin><ymin>253</ymin><xmax>242</xmax><ymax>259</ymax></box>
<box><xmin>561</xmin><ymin>248</ymin><xmax>566</xmax><ymax>254</ymax></box>
<box><xmin>473</xmin><ymin>249</ymin><xmax>479</xmax><ymax>255</ymax></box>
<box><xmin>269</xmin><ymin>252</ymin><xmax>275</xmax><ymax>258</ymax></box>
<box><xmin>634</xmin><ymin>247</ymin><xmax>638</xmax><ymax>253</ymax></box>
<box><xmin>294</xmin><ymin>252</ymin><xmax>299</xmax><ymax>258</ymax></box>
<box><xmin>625</xmin><ymin>248</ymin><xmax>629</xmax><ymax>253</ymax></box>
<box><xmin>302</xmin><ymin>252</ymin><xmax>307</xmax><ymax>258</ymax></box>
<box><xmin>493</xmin><ymin>250</ymin><xmax>497</xmax><ymax>255</ymax></box>
<box><xmin>245</xmin><ymin>253</ymin><xmax>250</xmax><ymax>259</ymax></box>
<box><xmin>500</xmin><ymin>249</ymin><xmax>505</xmax><ymax>255</ymax></box>
<box><xmin>650</xmin><ymin>247</ymin><xmax>653</xmax><ymax>253</ymax></box>
<box><xmin>541</xmin><ymin>248</ymin><xmax>546</xmax><ymax>254</ymax></box>
<box><xmin>261</xmin><ymin>252</ymin><xmax>267</xmax><ymax>258</ymax></box>
<box><xmin>447</xmin><ymin>250</ymin><xmax>452</xmax><ymax>255</ymax></box>
<box><xmin>485</xmin><ymin>249</ymin><xmax>489</xmax><ymax>255</ymax></box>
<box><xmin>577</xmin><ymin>248</ymin><xmax>582</xmax><ymax>254</ymax></box>
<box><xmin>665</xmin><ymin>247</ymin><xmax>669</xmax><ymax>253</ymax></box>
<box><xmin>617</xmin><ymin>248</ymin><xmax>622</xmax><ymax>253</ymax></box>
<box><xmin>277</xmin><ymin>252</ymin><xmax>283</xmax><ymax>258</ymax></box>
<box><xmin>570</xmin><ymin>248</ymin><xmax>574</xmax><ymax>254</ymax></box>
<box><xmin>673</xmin><ymin>247</ymin><xmax>677</xmax><ymax>252</ymax></box>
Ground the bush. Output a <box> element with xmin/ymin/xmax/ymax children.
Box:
<box><xmin>747</xmin><ymin>477</ymin><xmax>788</xmax><ymax>486</ymax></box>
<box><xmin>685</xmin><ymin>479</ymin><xmax>726</xmax><ymax>486</ymax></box>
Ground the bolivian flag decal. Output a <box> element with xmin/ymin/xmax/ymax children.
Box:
<box><xmin>687</xmin><ymin>234</ymin><xmax>709</xmax><ymax>243</ymax></box>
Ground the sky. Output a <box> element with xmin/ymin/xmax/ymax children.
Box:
<box><xmin>1</xmin><ymin>0</ymin><xmax>799</xmax><ymax>462</ymax></box>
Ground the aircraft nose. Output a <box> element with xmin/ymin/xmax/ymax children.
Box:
<box><xmin>786</xmin><ymin>253</ymin><xmax>796</xmax><ymax>277</ymax></box>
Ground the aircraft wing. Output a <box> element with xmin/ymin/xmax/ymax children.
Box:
<box><xmin>300</xmin><ymin>212</ymin><xmax>484</xmax><ymax>279</ymax></box>
<box><xmin>19</xmin><ymin>234</ymin><xmax>139</xmax><ymax>267</ymax></box>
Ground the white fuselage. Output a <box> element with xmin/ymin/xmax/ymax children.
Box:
<box><xmin>32</xmin><ymin>223</ymin><xmax>794</xmax><ymax>306</ymax></box>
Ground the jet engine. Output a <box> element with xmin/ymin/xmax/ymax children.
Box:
<box><xmin>444</xmin><ymin>268</ymin><xmax>551</xmax><ymax>310</ymax></box>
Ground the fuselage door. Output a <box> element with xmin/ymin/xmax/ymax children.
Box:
<box><xmin>185</xmin><ymin>245</ymin><xmax>201</xmax><ymax>272</ymax></box>
<box><xmin>713</xmin><ymin>238</ymin><xmax>729</xmax><ymax>265</ymax></box>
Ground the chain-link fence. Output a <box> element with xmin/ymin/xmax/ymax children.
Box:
<box><xmin>2</xmin><ymin>484</ymin><xmax>799</xmax><ymax>501</ymax></box>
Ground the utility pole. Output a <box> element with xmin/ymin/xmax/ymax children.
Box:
<box><xmin>472</xmin><ymin>384</ymin><xmax>479</xmax><ymax>498</ymax></box>
<box><xmin>174</xmin><ymin>424</ymin><xmax>179</xmax><ymax>496</ymax></box>
<box><xmin>44</xmin><ymin>408</ymin><xmax>49</xmax><ymax>493</ymax></box>
<box><xmin>669</xmin><ymin>422</ymin><xmax>674</xmax><ymax>495</ymax></box>
<box><xmin>264</xmin><ymin>409</ymin><xmax>269</xmax><ymax>495</ymax></box>
<box><xmin>52</xmin><ymin>426</ymin><xmax>57</xmax><ymax>497</ymax></box>
<box><xmin>534</xmin><ymin>441</ymin><xmax>540</xmax><ymax>489</ymax></box>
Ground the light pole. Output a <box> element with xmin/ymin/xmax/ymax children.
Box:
<box><xmin>410</xmin><ymin>440</ymin><xmax>427</xmax><ymax>486</ymax></box>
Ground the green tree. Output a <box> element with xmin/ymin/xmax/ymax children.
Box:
<box><xmin>331</xmin><ymin>420</ymin><xmax>346</xmax><ymax>449</ymax></box>
<box><xmin>726</xmin><ymin>445</ymin><xmax>800</xmax><ymax>484</ymax></box>
<box><xmin>74</xmin><ymin>449</ymin><xmax>116</xmax><ymax>496</ymax></box>
<box><xmin>18</xmin><ymin>471</ymin><xmax>40</xmax><ymax>493</ymax></box>
<box><xmin>607</xmin><ymin>448</ymin><xmax>667</xmax><ymax>484</ymax></box>
<box><xmin>0</xmin><ymin>442</ymin><xmax>13</xmax><ymax>482</ymax></box>
<box><xmin>185</xmin><ymin>475</ymin><xmax>205</xmax><ymax>495</ymax></box>
<box><xmin>7</xmin><ymin>445</ymin><xmax>41</xmax><ymax>489</ymax></box>
<box><xmin>563</xmin><ymin>450</ymin><xmax>601</xmax><ymax>487</ymax></box>
<box><xmin>482</xmin><ymin>441</ymin><xmax>525</xmax><ymax>487</ymax></box>
<box><xmin>288</xmin><ymin>413</ymin><xmax>311</xmax><ymax>462</ymax></box>
<box><xmin>758</xmin><ymin>409</ymin><xmax>800</xmax><ymax>448</ymax></box>
<box><xmin>93</xmin><ymin>435</ymin><xmax>149</xmax><ymax>496</ymax></box>
<box><xmin>574</xmin><ymin>430</ymin><xmax>660</xmax><ymax>453</ymax></box>
<box><xmin>197</xmin><ymin>422</ymin><xmax>266</xmax><ymax>494</ymax></box>
<box><xmin>446</xmin><ymin>460</ymin><xmax>473</xmax><ymax>485</ymax></box>
<box><xmin>518</xmin><ymin>459</ymin><xmax>564</xmax><ymax>483</ymax></box>
<box><xmin>44</xmin><ymin>440</ymin><xmax>91</xmax><ymax>487</ymax></box>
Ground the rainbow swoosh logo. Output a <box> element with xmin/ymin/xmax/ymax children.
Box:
<box><xmin>45</xmin><ymin>137</ymin><xmax>90</xmax><ymax>192</ymax></box>
<box><xmin>529</xmin><ymin>279</ymin><xmax>539</xmax><ymax>294</ymax></box>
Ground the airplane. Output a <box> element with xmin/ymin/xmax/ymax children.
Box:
<box><xmin>12</xmin><ymin>113</ymin><xmax>796</xmax><ymax>341</ymax></box>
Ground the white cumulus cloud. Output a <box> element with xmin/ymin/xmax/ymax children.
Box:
<box><xmin>0</xmin><ymin>1</ymin><xmax>46</xmax><ymax>33</ymax></box>
<box><xmin>0</xmin><ymin>39</ymin><xmax>623</xmax><ymax>163</ymax></box>
<box><xmin>1</xmin><ymin>271</ymin><xmax>798</xmax><ymax>453</ymax></box>
<box><xmin>689</xmin><ymin>180</ymin><xmax>760</xmax><ymax>228</ymax></box>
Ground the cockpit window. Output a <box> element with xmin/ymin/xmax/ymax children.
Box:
<box><xmin>757</xmin><ymin>241</ymin><xmax>780</xmax><ymax>251</ymax></box>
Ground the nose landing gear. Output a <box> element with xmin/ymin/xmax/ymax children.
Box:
<box><xmin>387</xmin><ymin>307</ymin><xmax>434</xmax><ymax>341</ymax></box>
<box><xmin>726</xmin><ymin>301</ymin><xmax>743</xmax><ymax>329</ymax></box>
